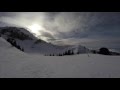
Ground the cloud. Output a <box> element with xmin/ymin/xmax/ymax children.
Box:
<box><xmin>0</xmin><ymin>12</ymin><xmax>48</xmax><ymax>27</ymax></box>
<box><xmin>0</xmin><ymin>12</ymin><xmax>119</xmax><ymax>38</ymax></box>
<box><xmin>0</xmin><ymin>12</ymin><xmax>120</xmax><ymax>48</ymax></box>
<box><xmin>43</xmin><ymin>12</ymin><xmax>101</xmax><ymax>38</ymax></box>
<box><xmin>38</xmin><ymin>31</ymin><xmax>56</xmax><ymax>41</ymax></box>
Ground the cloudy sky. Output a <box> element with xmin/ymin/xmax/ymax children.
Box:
<box><xmin>0</xmin><ymin>12</ymin><xmax>120</xmax><ymax>49</ymax></box>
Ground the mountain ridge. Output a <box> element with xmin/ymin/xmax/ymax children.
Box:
<box><xmin>0</xmin><ymin>26</ymin><xmax>89</xmax><ymax>55</ymax></box>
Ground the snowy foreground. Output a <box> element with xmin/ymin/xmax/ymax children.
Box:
<box><xmin>0</xmin><ymin>37</ymin><xmax>120</xmax><ymax>78</ymax></box>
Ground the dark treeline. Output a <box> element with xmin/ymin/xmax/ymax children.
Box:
<box><xmin>45</xmin><ymin>47</ymin><xmax>120</xmax><ymax>56</ymax></box>
<box><xmin>91</xmin><ymin>47</ymin><xmax>120</xmax><ymax>56</ymax></box>
<box><xmin>45</xmin><ymin>49</ymin><xmax>80</xmax><ymax>56</ymax></box>
<box><xmin>6</xmin><ymin>38</ymin><xmax>24</xmax><ymax>52</ymax></box>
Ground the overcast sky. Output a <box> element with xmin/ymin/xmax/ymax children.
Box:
<box><xmin>0</xmin><ymin>12</ymin><xmax>120</xmax><ymax>49</ymax></box>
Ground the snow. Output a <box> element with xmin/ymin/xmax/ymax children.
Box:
<box><xmin>0</xmin><ymin>27</ymin><xmax>89</xmax><ymax>55</ymax></box>
<box><xmin>0</xmin><ymin>37</ymin><xmax>120</xmax><ymax>78</ymax></box>
<box><xmin>109</xmin><ymin>48</ymin><xmax>120</xmax><ymax>53</ymax></box>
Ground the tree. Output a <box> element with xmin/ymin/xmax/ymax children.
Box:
<box><xmin>77</xmin><ymin>51</ymin><xmax>80</xmax><ymax>54</ymax></box>
<box><xmin>59</xmin><ymin>53</ymin><xmax>62</xmax><ymax>56</ymax></box>
<box><xmin>21</xmin><ymin>48</ymin><xmax>24</xmax><ymax>52</ymax></box>
<box><xmin>7</xmin><ymin>38</ymin><xmax>10</xmax><ymax>42</ymax></box>
<box><xmin>92</xmin><ymin>50</ymin><xmax>97</xmax><ymax>54</ymax></box>
<box><xmin>16</xmin><ymin>45</ymin><xmax>21</xmax><ymax>50</ymax></box>
<box><xmin>68</xmin><ymin>50</ymin><xmax>71</xmax><ymax>55</ymax></box>
<box><xmin>13</xmin><ymin>40</ymin><xmax>17</xmax><ymax>47</ymax></box>
<box><xmin>63</xmin><ymin>52</ymin><xmax>65</xmax><ymax>56</ymax></box>
<box><xmin>71</xmin><ymin>50</ymin><xmax>74</xmax><ymax>55</ymax></box>
<box><xmin>99</xmin><ymin>47</ymin><xmax>110</xmax><ymax>55</ymax></box>
<box><xmin>65</xmin><ymin>51</ymin><xmax>68</xmax><ymax>55</ymax></box>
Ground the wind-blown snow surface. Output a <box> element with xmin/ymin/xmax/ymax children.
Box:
<box><xmin>0</xmin><ymin>37</ymin><xmax>120</xmax><ymax>78</ymax></box>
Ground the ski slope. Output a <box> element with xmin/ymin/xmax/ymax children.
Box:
<box><xmin>0</xmin><ymin>37</ymin><xmax>120</xmax><ymax>78</ymax></box>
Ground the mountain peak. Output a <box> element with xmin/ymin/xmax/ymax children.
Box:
<box><xmin>0</xmin><ymin>26</ymin><xmax>89</xmax><ymax>55</ymax></box>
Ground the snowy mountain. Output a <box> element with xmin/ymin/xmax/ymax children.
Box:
<box><xmin>1</xmin><ymin>37</ymin><xmax>120</xmax><ymax>78</ymax></box>
<box><xmin>0</xmin><ymin>26</ymin><xmax>89</xmax><ymax>55</ymax></box>
<box><xmin>1</xmin><ymin>28</ymin><xmax>120</xmax><ymax>78</ymax></box>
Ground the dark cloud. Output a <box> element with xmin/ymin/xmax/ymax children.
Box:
<box><xmin>0</xmin><ymin>12</ymin><xmax>120</xmax><ymax>48</ymax></box>
<box><xmin>38</xmin><ymin>31</ymin><xmax>56</xmax><ymax>41</ymax></box>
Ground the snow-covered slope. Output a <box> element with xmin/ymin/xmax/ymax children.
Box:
<box><xmin>1</xmin><ymin>37</ymin><xmax>120</xmax><ymax>78</ymax></box>
<box><xmin>0</xmin><ymin>37</ymin><xmax>10</xmax><ymax>47</ymax></box>
<box><xmin>0</xmin><ymin>27</ymin><xmax>88</xmax><ymax>55</ymax></box>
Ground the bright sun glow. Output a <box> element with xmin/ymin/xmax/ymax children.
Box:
<box><xmin>27</xmin><ymin>23</ymin><xmax>54</xmax><ymax>42</ymax></box>
<box><xmin>28</xmin><ymin>23</ymin><xmax>44</xmax><ymax>35</ymax></box>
